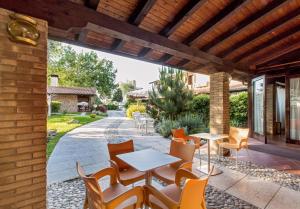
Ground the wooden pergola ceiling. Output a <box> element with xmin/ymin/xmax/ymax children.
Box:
<box><xmin>1</xmin><ymin>0</ymin><xmax>300</xmax><ymax>80</ymax></box>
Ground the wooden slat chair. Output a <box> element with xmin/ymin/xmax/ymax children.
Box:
<box><xmin>76</xmin><ymin>162</ymin><xmax>144</xmax><ymax>209</ymax></box>
<box><xmin>152</xmin><ymin>140</ymin><xmax>195</xmax><ymax>185</ymax></box>
<box><xmin>172</xmin><ymin>128</ymin><xmax>203</xmax><ymax>168</ymax></box>
<box><xmin>107</xmin><ymin>140</ymin><xmax>145</xmax><ymax>186</ymax></box>
<box><xmin>144</xmin><ymin>168</ymin><xmax>210</xmax><ymax>209</ymax></box>
<box><xmin>218</xmin><ymin>127</ymin><xmax>249</xmax><ymax>167</ymax></box>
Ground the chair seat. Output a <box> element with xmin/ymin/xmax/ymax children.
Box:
<box><xmin>149</xmin><ymin>184</ymin><xmax>181</xmax><ymax>209</ymax></box>
<box><xmin>103</xmin><ymin>183</ymin><xmax>138</xmax><ymax>209</ymax></box>
<box><xmin>152</xmin><ymin>165</ymin><xmax>177</xmax><ymax>185</ymax></box>
<box><xmin>119</xmin><ymin>167</ymin><xmax>145</xmax><ymax>186</ymax></box>
<box><xmin>219</xmin><ymin>142</ymin><xmax>247</xmax><ymax>150</ymax></box>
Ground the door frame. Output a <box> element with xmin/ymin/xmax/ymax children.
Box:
<box><xmin>286</xmin><ymin>73</ymin><xmax>300</xmax><ymax>144</ymax></box>
<box><xmin>250</xmin><ymin>75</ymin><xmax>267</xmax><ymax>143</ymax></box>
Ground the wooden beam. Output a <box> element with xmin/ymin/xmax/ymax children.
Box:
<box><xmin>111</xmin><ymin>0</ymin><xmax>156</xmax><ymax>51</ymax></box>
<box><xmin>139</xmin><ymin>0</ymin><xmax>207</xmax><ymax>59</ymax></box>
<box><xmin>217</xmin><ymin>6</ymin><xmax>300</xmax><ymax>58</ymax></box>
<box><xmin>159</xmin><ymin>0</ymin><xmax>207</xmax><ymax>37</ymax></box>
<box><xmin>183</xmin><ymin>0</ymin><xmax>245</xmax><ymax>46</ymax></box>
<box><xmin>0</xmin><ymin>0</ymin><xmax>247</xmax><ymax>73</ymax></box>
<box><xmin>234</xmin><ymin>24</ymin><xmax>300</xmax><ymax>62</ymax></box>
<box><xmin>178</xmin><ymin>59</ymin><xmax>190</xmax><ymax>67</ymax></box>
<box><xmin>200</xmin><ymin>0</ymin><xmax>285</xmax><ymax>51</ymax></box>
<box><xmin>253</xmin><ymin>41</ymin><xmax>300</xmax><ymax>67</ymax></box>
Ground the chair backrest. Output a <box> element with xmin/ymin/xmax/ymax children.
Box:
<box><xmin>107</xmin><ymin>140</ymin><xmax>134</xmax><ymax>171</ymax></box>
<box><xmin>172</xmin><ymin>128</ymin><xmax>186</xmax><ymax>139</ymax></box>
<box><xmin>229</xmin><ymin>127</ymin><xmax>249</xmax><ymax>145</ymax></box>
<box><xmin>77</xmin><ymin>162</ymin><xmax>104</xmax><ymax>209</ymax></box>
<box><xmin>169</xmin><ymin>140</ymin><xmax>195</xmax><ymax>169</ymax></box>
<box><xmin>179</xmin><ymin>177</ymin><xmax>209</xmax><ymax>209</ymax></box>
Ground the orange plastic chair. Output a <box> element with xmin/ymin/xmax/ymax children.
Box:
<box><xmin>76</xmin><ymin>162</ymin><xmax>144</xmax><ymax>209</ymax></box>
<box><xmin>107</xmin><ymin>140</ymin><xmax>145</xmax><ymax>186</ymax></box>
<box><xmin>218</xmin><ymin>127</ymin><xmax>249</xmax><ymax>167</ymax></box>
<box><xmin>144</xmin><ymin>168</ymin><xmax>210</xmax><ymax>209</ymax></box>
<box><xmin>172</xmin><ymin>128</ymin><xmax>203</xmax><ymax>168</ymax></box>
<box><xmin>152</xmin><ymin>140</ymin><xmax>195</xmax><ymax>185</ymax></box>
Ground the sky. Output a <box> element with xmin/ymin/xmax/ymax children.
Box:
<box><xmin>66</xmin><ymin>43</ymin><xmax>209</xmax><ymax>90</ymax></box>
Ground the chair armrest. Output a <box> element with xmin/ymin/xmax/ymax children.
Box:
<box><xmin>175</xmin><ymin>168</ymin><xmax>198</xmax><ymax>186</ymax></box>
<box><xmin>109</xmin><ymin>160</ymin><xmax>121</xmax><ymax>181</ymax></box>
<box><xmin>91</xmin><ymin>167</ymin><xmax>118</xmax><ymax>185</ymax></box>
<box><xmin>144</xmin><ymin>185</ymin><xmax>177</xmax><ymax>209</ymax></box>
<box><xmin>186</xmin><ymin>136</ymin><xmax>201</xmax><ymax>145</ymax></box>
<box><xmin>107</xmin><ymin>186</ymin><xmax>144</xmax><ymax>209</ymax></box>
<box><xmin>179</xmin><ymin>162</ymin><xmax>193</xmax><ymax>170</ymax></box>
<box><xmin>238</xmin><ymin>138</ymin><xmax>248</xmax><ymax>147</ymax></box>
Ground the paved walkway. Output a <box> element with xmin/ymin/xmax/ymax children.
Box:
<box><xmin>47</xmin><ymin>111</ymin><xmax>300</xmax><ymax>209</ymax></box>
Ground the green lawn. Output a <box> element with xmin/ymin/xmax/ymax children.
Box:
<box><xmin>47</xmin><ymin>113</ymin><xmax>106</xmax><ymax>158</ymax></box>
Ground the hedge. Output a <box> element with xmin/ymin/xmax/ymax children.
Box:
<box><xmin>51</xmin><ymin>101</ymin><xmax>61</xmax><ymax>113</ymax></box>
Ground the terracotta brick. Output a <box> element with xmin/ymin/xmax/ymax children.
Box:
<box><xmin>0</xmin><ymin>121</ymin><xmax>15</xmax><ymax>128</ymax></box>
<box><xmin>0</xmin><ymin>113</ymin><xmax>32</xmax><ymax>121</ymax></box>
<box><xmin>0</xmin><ymin>149</ymin><xmax>16</xmax><ymax>157</ymax></box>
<box><xmin>0</xmin><ymin>140</ymin><xmax>32</xmax><ymax>149</ymax></box>
<box><xmin>0</xmin><ymin>176</ymin><xmax>15</xmax><ymax>185</ymax></box>
<box><xmin>16</xmin><ymin>183</ymin><xmax>45</xmax><ymax>194</ymax></box>
<box><xmin>17</xmin><ymin>145</ymin><xmax>46</xmax><ymax>154</ymax></box>
<box><xmin>0</xmin><ymin>127</ymin><xmax>32</xmax><ymax>136</ymax></box>
<box><xmin>0</xmin><ymin>179</ymin><xmax>32</xmax><ymax>192</ymax></box>
<box><xmin>15</xmin><ymin>194</ymin><xmax>45</xmax><ymax>208</ymax></box>
<box><xmin>0</xmin><ymin>166</ymin><xmax>32</xmax><ymax>178</ymax></box>
<box><xmin>32</xmin><ymin>176</ymin><xmax>46</xmax><ymax>184</ymax></box>
<box><xmin>0</xmin><ymin>153</ymin><xmax>32</xmax><ymax>164</ymax></box>
<box><xmin>17</xmin><ymin>120</ymin><xmax>44</xmax><ymax>127</ymax></box>
<box><xmin>32</xmin><ymin>152</ymin><xmax>45</xmax><ymax>159</ymax></box>
<box><xmin>0</xmin><ymin>93</ymin><xmax>16</xmax><ymax>100</ymax></box>
<box><xmin>0</xmin><ymin>192</ymin><xmax>32</xmax><ymax>206</ymax></box>
<box><xmin>16</xmin><ymin>158</ymin><xmax>46</xmax><ymax>167</ymax></box>
<box><xmin>0</xmin><ymin>163</ymin><xmax>15</xmax><ymax>171</ymax></box>
<box><xmin>0</xmin><ymin>100</ymin><xmax>17</xmax><ymax>107</ymax></box>
<box><xmin>16</xmin><ymin>170</ymin><xmax>45</xmax><ymax>181</ymax></box>
<box><xmin>16</xmin><ymin>133</ymin><xmax>46</xmax><ymax>140</ymax></box>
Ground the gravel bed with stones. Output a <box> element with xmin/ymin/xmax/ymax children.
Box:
<box><xmin>200</xmin><ymin>155</ymin><xmax>300</xmax><ymax>191</ymax></box>
<box><xmin>47</xmin><ymin>178</ymin><xmax>258</xmax><ymax>209</ymax></box>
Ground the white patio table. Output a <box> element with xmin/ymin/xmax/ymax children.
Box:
<box><xmin>191</xmin><ymin>133</ymin><xmax>228</xmax><ymax>176</ymax></box>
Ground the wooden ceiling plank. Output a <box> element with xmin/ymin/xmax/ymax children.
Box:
<box><xmin>84</xmin><ymin>0</ymin><xmax>100</xmax><ymax>10</ymax></box>
<box><xmin>252</xmin><ymin>41</ymin><xmax>300</xmax><ymax>67</ymax></box>
<box><xmin>217</xmin><ymin>6</ymin><xmax>300</xmax><ymax>58</ymax></box>
<box><xmin>157</xmin><ymin>53</ymin><xmax>173</xmax><ymax>63</ymax></box>
<box><xmin>183</xmin><ymin>0</ymin><xmax>245</xmax><ymax>46</ymax></box>
<box><xmin>139</xmin><ymin>0</ymin><xmax>207</xmax><ymax>59</ymax></box>
<box><xmin>200</xmin><ymin>0</ymin><xmax>285</xmax><ymax>51</ymax></box>
<box><xmin>234</xmin><ymin>24</ymin><xmax>300</xmax><ymax>62</ymax></box>
<box><xmin>177</xmin><ymin>59</ymin><xmax>190</xmax><ymax>67</ymax></box>
<box><xmin>111</xmin><ymin>0</ymin><xmax>157</xmax><ymax>51</ymax></box>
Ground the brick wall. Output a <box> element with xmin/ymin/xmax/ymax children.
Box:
<box><xmin>266</xmin><ymin>84</ymin><xmax>274</xmax><ymax>135</ymax></box>
<box><xmin>210</xmin><ymin>72</ymin><xmax>230</xmax><ymax>134</ymax></box>
<box><xmin>0</xmin><ymin>9</ymin><xmax>47</xmax><ymax>209</ymax></box>
<box><xmin>51</xmin><ymin>94</ymin><xmax>78</xmax><ymax>112</ymax></box>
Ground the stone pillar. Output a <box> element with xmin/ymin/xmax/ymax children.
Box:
<box><xmin>0</xmin><ymin>9</ymin><xmax>48</xmax><ymax>209</ymax></box>
<box><xmin>209</xmin><ymin>72</ymin><xmax>230</xmax><ymax>154</ymax></box>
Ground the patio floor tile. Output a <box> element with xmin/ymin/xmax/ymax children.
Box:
<box><xmin>227</xmin><ymin>175</ymin><xmax>280</xmax><ymax>208</ymax></box>
<box><xmin>266</xmin><ymin>187</ymin><xmax>300</xmax><ymax>209</ymax></box>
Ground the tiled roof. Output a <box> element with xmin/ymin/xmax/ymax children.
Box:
<box><xmin>47</xmin><ymin>86</ymin><xmax>97</xmax><ymax>95</ymax></box>
<box><xmin>194</xmin><ymin>81</ymin><xmax>247</xmax><ymax>94</ymax></box>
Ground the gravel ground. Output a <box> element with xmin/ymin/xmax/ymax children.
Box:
<box><xmin>205</xmin><ymin>155</ymin><xmax>300</xmax><ymax>191</ymax></box>
<box><xmin>47</xmin><ymin>178</ymin><xmax>258</xmax><ymax>209</ymax></box>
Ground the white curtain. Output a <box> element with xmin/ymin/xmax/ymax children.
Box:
<box><xmin>290</xmin><ymin>78</ymin><xmax>300</xmax><ymax>141</ymax></box>
<box><xmin>254</xmin><ymin>79</ymin><xmax>264</xmax><ymax>135</ymax></box>
<box><xmin>276</xmin><ymin>86</ymin><xmax>285</xmax><ymax>130</ymax></box>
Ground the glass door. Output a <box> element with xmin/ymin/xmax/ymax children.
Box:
<box><xmin>252</xmin><ymin>76</ymin><xmax>266</xmax><ymax>141</ymax></box>
<box><xmin>289</xmin><ymin>77</ymin><xmax>300</xmax><ymax>142</ymax></box>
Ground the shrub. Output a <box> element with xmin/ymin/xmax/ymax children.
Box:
<box><xmin>188</xmin><ymin>94</ymin><xmax>210</xmax><ymax>128</ymax></box>
<box><xmin>156</xmin><ymin>118</ymin><xmax>180</xmax><ymax>138</ymax></box>
<box><xmin>177</xmin><ymin>113</ymin><xmax>205</xmax><ymax>134</ymax></box>
<box><xmin>230</xmin><ymin>92</ymin><xmax>248</xmax><ymax>127</ymax></box>
<box><xmin>124</xmin><ymin>98</ymin><xmax>136</xmax><ymax>109</ymax></box>
<box><xmin>96</xmin><ymin>104</ymin><xmax>107</xmax><ymax>113</ymax></box>
<box><xmin>112</xmin><ymin>88</ymin><xmax>123</xmax><ymax>102</ymax></box>
<box><xmin>90</xmin><ymin>114</ymin><xmax>96</xmax><ymax>118</ymax></box>
<box><xmin>106</xmin><ymin>103</ymin><xmax>118</xmax><ymax>110</ymax></box>
<box><xmin>126</xmin><ymin>104</ymin><xmax>146</xmax><ymax>118</ymax></box>
<box><xmin>51</xmin><ymin>101</ymin><xmax>61</xmax><ymax>113</ymax></box>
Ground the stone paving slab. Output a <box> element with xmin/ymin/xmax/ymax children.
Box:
<box><xmin>266</xmin><ymin>187</ymin><xmax>300</xmax><ymax>209</ymax></box>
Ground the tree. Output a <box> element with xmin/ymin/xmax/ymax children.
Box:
<box><xmin>112</xmin><ymin>88</ymin><xmax>123</xmax><ymax>102</ymax></box>
<box><xmin>48</xmin><ymin>40</ymin><xmax>117</xmax><ymax>98</ymax></box>
<box><xmin>149</xmin><ymin>67</ymin><xmax>193</xmax><ymax>120</ymax></box>
<box><xmin>119</xmin><ymin>80</ymin><xmax>136</xmax><ymax>96</ymax></box>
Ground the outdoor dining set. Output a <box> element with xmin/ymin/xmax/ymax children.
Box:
<box><xmin>77</xmin><ymin>124</ymin><xmax>249</xmax><ymax>209</ymax></box>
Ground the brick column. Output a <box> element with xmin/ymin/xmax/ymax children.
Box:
<box><xmin>209</xmin><ymin>72</ymin><xmax>230</xmax><ymax>154</ymax></box>
<box><xmin>0</xmin><ymin>9</ymin><xmax>48</xmax><ymax>209</ymax></box>
<box><xmin>266</xmin><ymin>84</ymin><xmax>274</xmax><ymax>135</ymax></box>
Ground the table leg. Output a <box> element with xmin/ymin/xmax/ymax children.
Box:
<box><xmin>197</xmin><ymin>139</ymin><xmax>223</xmax><ymax>176</ymax></box>
<box><xmin>145</xmin><ymin>120</ymin><xmax>148</xmax><ymax>134</ymax></box>
<box><xmin>145</xmin><ymin>171</ymin><xmax>152</xmax><ymax>209</ymax></box>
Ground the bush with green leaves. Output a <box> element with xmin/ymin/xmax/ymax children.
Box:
<box><xmin>177</xmin><ymin>113</ymin><xmax>205</xmax><ymax>135</ymax></box>
<box><xmin>188</xmin><ymin>94</ymin><xmax>210</xmax><ymax>127</ymax></box>
<box><xmin>230</xmin><ymin>92</ymin><xmax>248</xmax><ymax>127</ymax></box>
<box><xmin>106</xmin><ymin>103</ymin><xmax>118</xmax><ymax>110</ymax></box>
<box><xmin>126</xmin><ymin>103</ymin><xmax>146</xmax><ymax>118</ymax></box>
<box><xmin>124</xmin><ymin>98</ymin><xmax>136</xmax><ymax>109</ymax></box>
<box><xmin>51</xmin><ymin>101</ymin><xmax>61</xmax><ymax>113</ymax></box>
<box><xmin>90</xmin><ymin>114</ymin><xmax>96</xmax><ymax>118</ymax></box>
<box><xmin>112</xmin><ymin>88</ymin><xmax>123</xmax><ymax>102</ymax></box>
<box><xmin>156</xmin><ymin>118</ymin><xmax>180</xmax><ymax>138</ymax></box>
